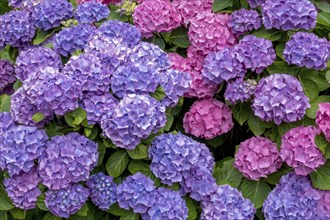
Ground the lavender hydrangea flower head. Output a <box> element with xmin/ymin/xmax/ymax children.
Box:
<box><xmin>133</xmin><ymin>0</ymin><xmax>181</xmax><ymax>38</ymax></box>
<box><xmin>262</xmin><ymin>0</ymin><xmax>317</xmax><ymax>31</ymax></box>
<box><xmin>252</xmin><ymin>74</ymin><xmax>310</xmax><ymax>125</ymax></box>
<box><xmin>225</xmin><ymin>78</ymin><xmax>257</xmax><ymax>104</ymax></box>
<box><xmin>0</xmin><ymin>60</ymin><xmax>16</xmax><ymax>92</ymax></box>
<box><xmin>317</xmin><ymin>190</ymin><xmax>330</xmax><ymax>220</ymax></box>
<box><xmin>280</xmin><ymin>126</ymin><xmax>325</xmax><ymax>176</ymax></box>
<box><xmin>263</xmin><ymin>172</ymin><xmax>323</xmax><ymax>220</ymax></box>
<box><xmin>247</xmin><ymin>0</ymin><xmax>264</xmax><ymax>8</ymax></box>
<box><xmin>316</xmin><ymin>103</ymin><xmax>330</xmax><ymax>141</ymax></box>
<box><xmin>284</xmin><ymin>32</ymin><xmax>330</xmax><ymax>71</ymax></box>
<box><xmin>0</xmin><ymin>112</ymin><xmax>15</xmax><ymax>139</ymax></box>
<box><xmin>15</xmin><ymin>47</ymin><xmax>62</xmax><ymax>81</ymax></box>
<box><xmin>32</xmin><ymin>0</ymin><xmax>73</xmax><ymax>30</ymax></box>
<box><xmin>117</xmin><ymin>172</ymin><xmax>157</xmax><ymax>214</ymax></box>
<box><xmin>229</xmin><ymin>9</ymin><xmax>262</xmax><ymax>36</ymax></box>
<box><xmin>236</xmin><ymin>35</ymin><xmax>276</xmax><ymax>73</ymax></box>
<box><xmin>8</xmin><ymin>0</ymin><xmax>43</xmax><ymax>9</ymax></box>
<box><xmin>101</xmin><ymin>94</ymin><xmax>166</xmax><ymax>150</ymax></box>
<box><xmin>38</xmin><ymin>132</ymin><xmax>98</xmax><ymax>190</ymax></box>
<box><xmin>74</xmin><ymin>2</ymin><xmax>110</xmax><ymax>24</ymax></box>
<box><xmin>45</xmin><ymin>184</ymin><xmax>89</xmax><ymax>218</ymax></box>
<box><xmin>201</xmin><ymin>185</ymin><xmax>256</xmax><ymax>220</ymax></box>
<box><xmin>149</xmin><ymin>132</ymin><xmax>214</xmax><ymax>185</ymax></box>
<box><xmin>54</xmin><ymin>24</ymin><xmax>96</xmax><ymax>56</ymax></box>
<box><xmin>4</xmin><ymin>167</ymin><xmax>41</xmax><ymax>210</ymax></box>
<box><xmin>183</xmin><ymin>99</ymin><xmax>234</xmax><ymax>139</ymax></box>
<box><xmin>234</xmin><ymin>136</ymin><xmax>283</xmax><ymax>180</ymax></box>
<box><xmin>142</xmin><ymin>187</ymin><xmax>188</xmax><ymax>220</ymax></box>
<box><xmin>86</xmin><ymin>172</ymin><xmax>117</xmax><ymax>210</ymax></box>
<box><xmin>0</xmin><ymin>126</ymin><xmax>48</xmax><ymax>176</ymax></box>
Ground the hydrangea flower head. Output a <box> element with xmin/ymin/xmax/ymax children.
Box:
<box><xmin>224</xmin><ymin>78</ymin><xmax>257</xmax><ymax>104</ymax></box>
<box><xmin>317</xmin><ymin>190</ymin><xmax>330</xmax><ymax>220</ymax></box>
<box><xmin>74</xmin><ymin>2</ymin><xmax>110</xmax><ymax>24</ymax></box>
<box><xmin>316</xmin><ymin>103</ymin><xmax>330</xmax><ymax>141</ymax></box>
<box><xmin>0</xmin><ymin>60</ymin><xmax>16</xmax><ymax>92</ymax></box>
<box><xmin>8</xmin><ymin>0</ymin><xmax>43</xmax><ymax>9</ymax></box>
<box><xmin>183</xmin><ymin>99</ymin><xmax>234</xmax><ymax>139</ymax></box>
<box><xmin>247</xmin><ymin>0</ymin><xmax>264</xmax><ymax>8</ymax></box>
<box><xmin>252</xmin><ymin>74</ymin><xmax>310</xmax><ymax>124</ymax></box>
<box><xmin>0</xmin><ymin>112</ymin><xmax>15</xmax><ymax>138</ymax></box>
<box><xmin>185</xmin><ymin>69</ymin><xmax>218</xmax><ymax>99</ymax></box>
<box><xmin>168</xmin><ymin>53</ymin><xmax>191</xmax><ymax>72</ymax></box>
<box><xmin>229</xmin><ymin>9</ymin><xmax>262</xmax><ymax>36</ymax></box>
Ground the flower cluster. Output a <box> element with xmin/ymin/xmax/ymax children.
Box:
<box><xmin>74</xmin><ymin>2</ymin><xmax>110</xmax><ymax>24</ymax></box>
<box><xmin>284</xmin><ymin>32</ymin><xmax>330</xmax><ymax>70</ymax></box>
<box><xmin>0</xmin><ymin>60</ymin><xmax>16</xmax><ymax>92</ymax></box>
<box><xmin>8</xmin><ymin>0</ymin><xmax>43</xmax><ymax>9</ymax></box>
<box><xmin>316</xmin><ymin>103</ymin><xmax>330</xmax><ymax>141</ymax></box>
<box><xmin>229</xmin><ymin>9</ymin><xmax>261</xmax><ymax>36</ymax></box>
<box><xmin>252</xmin><ymin>74</ymin><xmax>310</xmax><ymax>125</ymax></box>
<box><xmin>183</xmin><ymin>99</ymin><xmax>234</xmax><ymax>139</ymax></box>
<box><xmin>280</xmin><ymin>126</ymin><xmax>325</xmax><ymax>176</ymax></box>
<box><xmin>224</xmin><ymin>78</ymin><xmax>257</xmax><ymax>104</ymax></box>
<box><xmin>247</xmin><ymin>0</ymin><xmax>264</xmax><ymax>8</ymax></box>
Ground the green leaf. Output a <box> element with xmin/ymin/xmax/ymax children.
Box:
<box><xmin>69</xmin><ymin>0</ymin><xmax>78</xmax><ymax>9</ymax></box>
<box><xmin>239</xmin><ymin>179</ymin><xmax>272</xmax><ymax>209</ymax></box>
<box><xmin>315</xmin><ymin>134</ymin><xmax>330</xmax><ymax>158</ymax></box>
<box><xmin>0</xmin><ymin>211</ymin><xmax>8</xmax><ymax>220</ymax></box>
<box><xmin>164</xmin><ymin>113</ymin><xmax>174</xmax><ymax>131</ymax></box>
<box><xmin>317</xmin><ymin>12</ymin><xmax>330</xmax><ymax>29</ymax></box>
<box><xmin>315</xmin><ymin>2</ymin><xmax>330</xmax><ymax>14</ymax></box>
<box><xmin>37</xmin><ymin>194</ymin><xmax>48</xmax><ymax>211</ymax></box>
<box><xmin>8</xmin><ymin>47</ymin><xmax>18</xmax><ymax>62</ymax></box>
<box><xmin>33</xmin><ymin>29</ymin><xmax>57</xmax><ymax>45</ymax></box>
<box><xmin>185</xmin><ymin>197</ymin><xmax>197</xmax><ymax>220</ymax></box>
<box><xmin>213</xmin><ymin>158</ymin><xmax>243</xmax><ymax>188</ymax></box>
<box><xmin>108</xmin><ymin>203</ymin><xmax>127</xmax><ymax>216</ymax></box>
<box><xmin>0</xmin><ymin>184</ymin><xmax>14</xmax><ymax>211</ymax></box>
<box><xmin>127</xmin><ymin>144</ymin><xmax>148</xmax><ymax>159</ymax></box>
<box><xmin>166</xmin><ymin>27</ymin><xmax>190</xmax><ymax>48</ymax></box>
<box><xmin>0</xmin><ymin>46</ymin><xmax>11</xmax><ymax>61</ymax></box>
<box><xmin>306</xmin><ymin>96</ymin><xmax>330</xmax><ymax>119</ymax></box>
<box><xmin>206</xmin><ymin>133</ymin><xmax>229</xmax><ymax>148</ymax></box>
<box><xmin>325</xmin><ymin>70</ymin><xmax>330</xmax><ymax>82</ymax></box>
<box><xmin>150</xmin><ymin>86</ymin><xmax>166</xmax><ymax>101</ymax></box>
<box><xmin>145</xmin><ymin>35</ymin><xmax>165</xmax><ymax>50</ymax></box>
<box><xmin>248</xmin><ymin>116</ymin><xmax>267</xmax><ymax>136</ymax></box>
<box><xmin>9</xmin><ymin>208</ymin><xmax>26</xmax><ymax>219</ymax></box>
<box><xmin>275</xmin><ymin>43</ymin><xmax>285</xmax><ymax>60</ymax></box>
<box><xmin>0</xmin><ymin>0</ymin><xmax>11</xmax><ymax>15</ymax></box>
<box><xmin>232</xmin><ymin>102</ymin><xmax>253</xmax><ymax>126</ymax></box>
<box><xmin>106</xmin><ymin>151</ymin><xmax>129</xmax><ymax>178</ymax></box>
<box><xmin>13</xmin><ymin>80</ymin><xmax>22</xmax><ymax>91</ymax></box>
<box><xmin>310</xmin><ymin>160</ymin><xmax>330</xmax><ymax>190</ymax></box>
<box><xmin>267</xmin><ymin>61</ymin><xmax>300</xmax><ymax>76</ymax></box>
<box><xmin>119</xmin><ymin>211</ymin><xmax>139</xmax><ymax>220</ymax></box>
<box><xmin>212</xmin><ymin>0</ymin><xmax>233</xmax><ymax>12</ymax></box>
<box><xmin>0</xmin><ymin>94</ymin><xmax>11</xmax><ymax>112</ymax></box>
<box><xmin>265</xmin><ymin>165</ymin><xmax>292</xmax><ymax>185</ymax></box>
<box><xmin>64</xmin><ymin>107</ymin><xmax>87</xmax><ymax>127</ymax></box>
<box><xmin>43</xmin><ymin>213</ymin><xmax>62</xmax><ymax>220</ymax></box>
<box><xmin>76</xmin><ymin>204</ymin><xmax>89</xmax><ymax>217</ymax></box>
<box><xmin>299</xmin><ymin>69</ymin><xmax>329</xmax><ymax>91</ymax></box>
<box><xmin>128</xmin><ymin>160</ymin><xmax>161</xmax><ymax>186</ymax></box>
<box><xmin>32</xmin><ymin>112</ymin><xmax>45</xmax><ymax>123</ymax></box>
<box><xmin>252</xmin><ymin>28</ymin><xmax>283</xmax><ymax>41</ymax></box>
<box><xmin>299</xmin><ymin>77</ymin><xmax>319</xmax><ymax>100</ymax></box>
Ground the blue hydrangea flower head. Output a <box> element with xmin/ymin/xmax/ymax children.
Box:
<box><xmin>0</xmin><ymin>60</ymin><xmax>16</xmax><ymax>92</ymax></box>
<box><xmin>224</xmin><ymin>78</ymin><xmax>257</xmax><ymax>104</ymax></box>
<box><xmin>229</xmin><ymin>9</ymin><xmax>261</xmax><ymax>36</ymax></box>
<box><xmin>8</xmin><ymin>0</ymin><xmax>43</xmax><ymax>9</ymax></box>
<box><xmin>74</xmin><ymin>2</ymin><xmax>110</xmax><ymax>24</ymax></box>
<box><xmin>247</xmin><ymin>0</ymin><xmax>264</xmax><ymax>8</ymax></box>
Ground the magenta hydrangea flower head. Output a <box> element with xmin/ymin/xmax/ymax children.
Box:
<box><xmin>168</xmin><ymin>53</ymin><xmax>191</xmax><ymax>72</ymax></box>
<box><xmin>38</xmin><ymin>132</ymin><xmax>98</xmax><ymax>190</ymax></box>
<box><xmin>54</xmin><ymin>24</ymin><xmax>97</xmax><ymax>56</ymax></box>
<box><xmin>183</xmin><ymin>99</ymin><xmax>234</xmax><ymax>139</ymax></box>
<box><xmin>280</xmin><ymin>126</ymin><xmax>325</xmax><ymax>176</ymax></box>
<box><xmin>4</xmin><ymin>167</ymin><xmax>41</xmax><ymax>210</ymax></box>
<box><xmin>133</xmin><ymin>0</ymin><xmax>181</xmax><ymax>38</ymax></box>
<box><xmin>185</xmin><ymin>69</ymin><xmax>218</xmax><ymax>99</ymax></box>
<box><xmin>316</xmin><ymin>103</ymin><xmax>330</xmax><ymax>141</ymax></box>
<box><xmin>252</xmin><ymin>74</ymin><xmax>310</xmax><ymax>125</ymax></box>
<box><xmin>236</xmin><ymin>35</ymin><xmax>276</xmax><ymax>73</ymax></box>
<box><xmin>247</xmin><ymin>0</ymin><xmax>264</xmax><ymax>8</ymax></box>
<box><xmin>229</xmin><ymin>9</ymin><xmax>262</xmax><ymax>36</ymax></box>
<box><xmin>224</xmin><ymin>78</ymin><xmax>257</xmax><ymax>104</ymax></box>
<box><xmin>0</xmin><ymin>125</ymin><xmax>48</xmax><ymax>176</ymax></box>
<box><xmin>263</xmin><ymin>172</ymin><xmax>323</xmax><ymax>220</ymax></box>
<box><xmin>45</xmin><ymin>184</ymin><xmax>89</xmax><ymax>218</ymax></box>
<box><xmin>76</xmin><ymin>0</ymin><xmax>121</xmax><ymax>5</ymax></box>
<box><xmin>234</xmin><ymin>136</ymin><xmax>282</xmax><ymax>180</ymax></box>
<box><xmin>0</xmin><ymin>60</ymin><xmax>16</xmax><ymax>93</ymax></box>
<box><xmin>142</xmin><ymin>187</ymin><xmax>188</xmax><ymax>220</ymax></box>
<box><xmin>317</xmin><ymin>191</ymin><xmax>330</xmax><ymax>220</ymax></box>
<box><xmin>283</xmin><ymin>32</ymin><xmax>330</xmax><ymax>71</ymax></box>
<box><xmin>261</xmin><ymin>0</ymin><xmax>317</xmax><ymax>31</ymax></box>
<box><xmin>101</xmin><ymin>94</ymin><xmax>166</xmax><ymax>150</ymax></box>
<box><xmin>74</xmin><ymin>2</ymin><xmax>110</xmax><ymax>24</ymax></box>
<box><xmin>32</xmin><ymin>0</ymin><xmax>74</xmax><ymax>30</ymax></box>
<box><xmin>117</xmin><ymin>172</ymin><xmax>157</xmax><ymax>214</ymax></box>
<box><xmin>149</xmin><ymin>132</ymin><xmax>214</xmax><ymax>185</ymax></box>
<box><xmin>15</xmin><ymin>47</ymin><xmax>62</xmax><ymax>82</ymax></box>
<box><xmin>86</xmin><ymin>172</ymin><xmax>117</xmax><ymax>211</ymax></box>
<box><xmin>201</xmin><ymin>185</ymin><xmax>256</xmax><ymax>220</ymax></box>
<box><xmin>187</xmin><ymin>46</ymin><xmax>207</xmax><ymax>71</ymax></box>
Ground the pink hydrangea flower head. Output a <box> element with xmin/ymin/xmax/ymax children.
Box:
<box><xmin>316</xmin><ymin>103</ymin><xmax>330</xmax><ymax>141</ymax></box>
<box><xmin>76</xmin><ymin>0</ymin><xmax>122</xmax><ymax>5</ymax></box>
<box><xmin>187</xmin><ymin>46</ymin><xmax>207</xmax><ymax>72</ymax></box>
<box><xmin>234</xmin><ymin>136</ymin><xmax>283</xmax><ymax>180</ymax></box>
<box><xmin>183</xmin><ymin>99</ymin><xmax>234</xmax><ymax>139</ymax></box>
<box><xmin>168</xmin><ymin>53</ymin><xmax>191</xmax><ymax>72</ymax></box>
<box><xmin>133</xmin><ymin>0</ymin><xmax>181</xmax><ymax>38</ymax></box>
<box><xmin>317</xmin><ymin>190</ymin><xmax>330</xmax><ymax>219</ymax></box>
<box><xmin>280</xmin><ymin>126</ymin><xmax>326</xmax><ymax>176</ymax></box>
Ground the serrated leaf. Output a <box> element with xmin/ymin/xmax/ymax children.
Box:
<box><xmin>265</xmin><ymin>165</ymin><xmax>292</xmax><ymax>185</ymax></box>
<box><xmin>43</xmin><ymin>213</ymin><xmax>62</xmax><ymax>220</ymax></box>
<box><xmin>310</xmin><ymin>160</ymin><xmax>330</xmax><ymax>190</ymax></box>
<box><xmin>213</xmin><ymin>158</ymin><xmax>243</xmax><ymax>188</ymax></box>
<box><xmin>33</xmin><ymin>29</ymin><xmax>57</xmax><ymax>45</ymax></box>
<box><xmin>315</xmin><ymin>134</ymin><xmax>330</xmax><ymax>158</ymax></box>
<box><xmin>0</xmin><ymin>0</ymin><xmax>11</xmax><ymax>15</ymax></box>
<box><xmin>127</xmin><ymin>144</ymin><xmax>148</xmax><ymax>159</ymax></box>
<box><xmin>128</xmin><ymin>160</ymin><xmax>161</xmax><ymax>186</ymax></box>
<box><xmin>185</xmin><ymin>197</ymin><xmax>197</xmax><ymax>220</ymax></box>
<box><xmin>9</xmin><ymin>208</ymin><xmax>26</xmax><ymax>219</ymax></box>
<box><xmin>206</xmin><ymin>133</ymin><xmax>229</xmax><ymax>148</ymax></box>
<box><xmin>164</xmin><ymin>114</ymin><xmax>174</xmax><ymax>131</ymax></box>
<box><xmin>316</xmin><ymin>2</ymin><xmax>330</xmax><ymax>14</ymax></box>
<box><xmin>239</xmin><ymin>179</ymin><xmax>272</xmax><ymax>209</ymax></box>
<box><xmin>106</xmin><ymin>151</ymin><xmax>129</xmax><ymax>178</ymax></box>
<box><xmin>64</xmin><ymin>107</ymin><xmax>87</xmax><ymax>127</ymax></box>
<box><xmin>145</xmin><ymin>35</ymin><xmax>165</xmax><ymax>50</ymax></box>
<box><xmin>232</xmin><ymin>102</ymin><xmax>253</xmax><ymax>126</ymax></box>
<box><xmin>0</xmin><ymin>184</ymin><xmax>14</xmax><ymax>211</ymax></box>
<box><xmin>299</xmin><ymin>77</ymin><xmax>319</xmax><ymax>100</ymax></box>
<box><xmin>13</xmin><ymin>80</ymin><xmax>22</xmax><ymax>91</ymax></box>
<box><xmin>0</xmin><ymin>94</ymin><xmax>11</xmax><ymax>112</ymax></box>
<box><xmin>108</xmin><ymin>203</ymin><xmax>127</xmax><ymax>216</ymax></box>
<box><xmin>119</xmin><ymin>211</ymin><xmax>139</xmax><ymax>220</ymax></box>
<box><xmin>0</xmin><ymin>211</ymin><xmax>8</xmax><ymax>220</ymax></box>
<box><xmin>32</xmin><ymin>112</ymin><xmax>45</xmax><ymax>123</ymax></box>
<box><xmin>37</xmin><ymin>194</ymin><xmax>48</xmax><ymax>211</ymax></box>
<box><xmin>325</xmin><ymin>70</ymin><xmax>330</xmax><ymax>82</ymax></box>
<box><xmin>212</xmin><ymin>0</ymin><xmax>233</xmax><ymax>12</ymax></box>
<box><xmin>167</xmin><ymin>27</ymin><xmax>190</xmax><ymax>48</ymax></box>
<box><xmin>76</xmin><ymin>204</ymin><xmax>89</xmax><ymax>217</ymax></box>
<box><xmin>275</xmin><ymin>43</ymin><xmax>285</xmax><ymax>60</ymax></box>
<box><xmin>266</xmin><ymin>61</ymin><xmax>300</xmax><ymax>76</ymax></box>
<box><xmin>299</xmin><ymin>69</ymin><xmax>329</xmax><ymax>91</ymax></box>
<box><xmin>252</xmin><ymin>28</ymin><xmax>283</xmax><ymax>41</ymax></box>
<box><xmin>306</xmin><ymin>96</ymin><xmax>330</xmax><ymax>119</ymax></box>
<box><xmin>248</xmin><ymin>116</ymin><xmax>267</xmax><ymax>136</ymax></box>
<box><xmin>150</xmin><ymin>86</ymin><xmax>166</xmax><ymax>101</ymax></box>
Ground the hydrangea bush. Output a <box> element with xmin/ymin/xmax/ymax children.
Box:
<box><xmin>0</xmin><ymin>0</ymin><xmax>329</xmax><ymax>219</ymax></box>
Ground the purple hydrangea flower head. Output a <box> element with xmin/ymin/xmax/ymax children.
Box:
<box><xmin>149</xmin><ymin>132</ymin><xmax>214</xmax><ymax>185</ymax></box>
<box><xmin>111</xmin><ymin>42</ymin><xmax>170</xmax><ymax>98</ymax></box>
<box><xmin>252</xmin><ymin>74</ymin><xmax>310</xmax><ymax>125</ymax></box>
<box><xmin>229</xmin><ymin>9</ymin><xmax>262</xmax><ymax>36</ymax></box>
<box><xmin>316</xmin><ymin>103</ymin><xmax>330</xmax><ymax>142</ymax></box>
<box><xmin>283</xmin><ymin>32</ymin><xmax>330</xmax><ymax>71</ymax></box>
<box><xmin>133</xmin><ymin>0</ymin><xmax>181</xmax><ymax>38</ymax></box>
<box><xmin>74</xmin><ymin>2</ymin><xmax>110</xmax><ymax>24</ymax></box>
<box><xmin>201</xmin><ymin>185</ymin><xmax>256</xmax><ymax>220</ymax></box>
<box><xmin>0</xmin><ymin>60</ymin><xmax>16</xmax><ymax>92</ymax></box>
<box><xmin>224</xmin><ymin>78</ymin><xmax>257</xmax><ymax>104</ymax></box>
<box><xmin>263</xmin><ymin>172</ymin><xmax>323</xmax><ymax>220</ymax></box>
<box><xmin>101</xmin><ymin>94</ymin><xmax>166</xmax><ymax>150</ymax></box>
<box><xmin>86</xmin><ymin>172</ymin><xmax>117</xmax><ymax>210</ymax></box>
<box><xmin>38</xmin><ymin>132</ymin><xmax>98</xmax><ymax>190</ymax></box>
<box><xmin>8</xmin><ymin>0</ymin><xmax>43</xmax><ymax>9</ymax></box>
<box><xmin>54</xmin><ymin>24</ymin><xmax>96</xmax><ymax>56</ymax></box>
<box><xmin>45</xmin><ymin>184</ymin><xmax>89</xmax><ymax>218</ymax></box>
<box><xmin>32</xmin><ymin>0</ymin><xmax>74</xmax><ymax>30</ymax></box>
<box><xmin>261</xmin><ymin>0</ymin><xmax>317</xmax><ymax>31</ymax></box>
<box><xmin>234</xmin><ymin>136</ymin><xmax>283</xmax><ymax>180</ymax></box>
<box><xmin>183</xmin><ymin>99</ymin><xmax>234</xmax><ymax>139</ymax></box>
<box><xmin>235</xmin><ymin>35</ymin><xmax>276</xmax><ymax>73</ymax></box>
<box><xmin>80</xmin><ymin>91</ymin><xmax>118</xmax><ymax>125</ymax></box>
<box><xmin>280</xmin><ymin>126</ymin><xmax>325</xmax><ymax>176</ymax></box>
<box><xmin>247</xmin><ymin>0</ymin><xmax>264</xmax><ymax>8</ymax></box>
<box><xmin>202</xmin><ymin>48</ymin><xmax>246</xmax><ymax>85</ymax></box>
<box><xmin>0</xmin><ymin>10</ymin><xmax>36</xmax><ymax>48</ymax></box>
<box><xmin>142</xmin><ymin>187</ymin><xmax>188</xmax><ymax>220</ymax></box>
<box><xmin>98</xmin><ymin>20</ymin><xmax>141</xmax><ymax>46</ymax></box>
<box><xmin>117</xmin><ymin>172</ymin><xmax>157</xmax><ymax>214</ymax></box>
<box><xmin>15</xmin><ymin>47</ymin><xmax>62</xmax><ymax>81</ymax></box>
<box><xmin>4</xmin><ymin>167</ymin><xmax>41</xmax><ymax>210</ymax></box>
<box><xmin>317</xmin><ymin>190</ymin><xmax>330</xmax><ymax>220</ymax></box>
<box><xmin>0</xmin><ymin>112</ymin><xmax>15</xmax><ymax>138</ymax></box>
<box><xmin>0</xmin><ymin>125</ymin><xmax>48</xmax><ymax>176</ymax></box>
